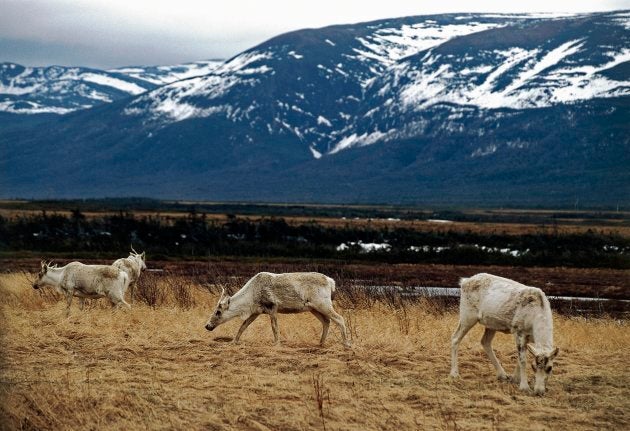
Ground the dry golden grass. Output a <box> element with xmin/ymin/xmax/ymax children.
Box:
<box><xmin>1</xmin><ymin>273</ymin><xmax>629</xmax><ymax>430</ymax></box>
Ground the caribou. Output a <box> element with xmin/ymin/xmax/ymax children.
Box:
<box><xmin>450</xmin><ymin>273</ymin><xmax>559</xmax><ymax>395</ymax></box>
<box><xmin>33</xmin><ymin>261</ymin><xmax>131</xmax><ymax>316</ymax></box>
<box><xmin>205</xmin><ymin>272</ymin><xmax>351</xmax><ymax>347</ymax></box>
<box><xmin>113</xmin><ymin>247</ymin><xmax>147</xmax><ymax>303</ymax></box>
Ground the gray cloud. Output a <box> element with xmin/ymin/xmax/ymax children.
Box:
<box><xmin>1</xmin><ymin>0</ymin><xmax>628</xmax><ymax>69</ymax></box>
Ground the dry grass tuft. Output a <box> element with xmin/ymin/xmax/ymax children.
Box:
<box><xmin>1</xmin><ymin>272</ymin><xmax>629</xmax><ymax>430</ymax></box>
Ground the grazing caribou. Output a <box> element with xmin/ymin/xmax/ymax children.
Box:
<box><xmin>113</xmin><ymin>248</ymin><xmax>147</xmax><ymax>303</ymax></box>
<box><xmin>33</xmin><ymin>261</ymin><xmax>130</xmax><ymax>316</ymax></box>
<box><xmin>450</xmin><ymin>273</ymin><xmax>559</xmax><ymax>395</ymax></box>
<box><xmin>205</xmin><ymin>272</ymin><xmax>351</xmax><ymax>347</ymax></box>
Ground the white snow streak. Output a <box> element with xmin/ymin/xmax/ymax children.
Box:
<box><xmin>0</xmin><ymin>100</ymin><xmax>74</xmax><ymax>114</ymax></box>
<box><xmin>317</xmin><ymin>115</ymin><xmax>332</xmax><ymax>127</ymax></box>
<box><xmin>329</xmin><ymin>130</ymin><xmax>392</xmax><ymax>154</ymax></box>
<box><xmin>309</xmin><ymin>146</ymin><xmax>322</xmax><ymax>159</ymax></box>
<box><xmin>80</xmin><ymin>74</ymin><xmax>146</xmax><ymax>94</ymax></box>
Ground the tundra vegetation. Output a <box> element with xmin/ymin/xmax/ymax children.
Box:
<box><xmin>1</xmin><ymin>268</ymin><xmax>628</xmax><ymax>430</ymax></box>
<box><xmin>0</xmin><ymin>206</ymin><xmax>628</xmax><ymax>269</ymax></box>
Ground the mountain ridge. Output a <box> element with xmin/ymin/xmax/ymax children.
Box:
<box><xmin>1</xmin><ymin>11</ymin><xmax>628</xmax><ymax>206</ymax></box>
<box><xmin>0</xmin><ymin>60</ymin><xmax>223</xmax><ymax>114</ymax></box>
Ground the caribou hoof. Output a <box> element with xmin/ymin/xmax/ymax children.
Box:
<box><xmin>509</xmin><ymin>376</ymin><xmax>521</xmax><ymax>384</ymax></box>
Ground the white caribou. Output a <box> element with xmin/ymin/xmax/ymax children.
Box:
<box><xmin>450</xmin><ymin>273</ymin><xmax>559</xmax><ymax>395</ymax></box>
<box><xmin>205</xmin><ymin>272</ymin><xmax>351</xmax><ymax>347</ymax></box>
<box><xmin>113</xmin><ymin>248</ymin><xmax>147</xmax><ymax>303</ymax></box>
<box><xmin>33</xmin><ymin>261</ymin><xmax>131</xmax><ymax>316</ymax></box>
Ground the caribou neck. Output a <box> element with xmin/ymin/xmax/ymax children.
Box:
<box><xmin>225</xmin><ymin>288</ymin><xmax>256</xmax><ymax>319</ymax></box>
<box><xmin>532</xmin><ymin>300</ymin><xmax>554</xmax><ymax>351</ymax></box>
<box><xmin>42</xmin><ymin>265</ymin><xmax>66</xmax><ymax>287</ymax></box>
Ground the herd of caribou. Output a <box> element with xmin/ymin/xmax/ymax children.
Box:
<box><xmin>32</xmin><ymin>250</ymin><xmax>559</xmax><ymax>395</ymax></box>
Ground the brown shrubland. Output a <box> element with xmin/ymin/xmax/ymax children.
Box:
<box><xmin>0</xmin><ymin>272</ymin><xmax>628</xmax><ymax>430</ymax></box>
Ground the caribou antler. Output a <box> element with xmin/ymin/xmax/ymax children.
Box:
<box><xmin>131</xmin><ymin>244</ymin><xmax>138</xmax><ymax>255</ymax></box>
<box><xmin>23</xmin><ymin>269</ymin><xmax>36</xmax><ymax>285</ymax></box>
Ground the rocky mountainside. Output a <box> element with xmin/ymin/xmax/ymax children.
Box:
<box><xmin>1</xmin><ymin>11</ymin><xmax>628</xmax><ymax>206</ymax></box>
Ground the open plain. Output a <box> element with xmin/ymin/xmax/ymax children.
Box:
<box><xmin>1</xmin><ymin>272</ymin><xmax>628</xmax><ymax>430</ymax></box>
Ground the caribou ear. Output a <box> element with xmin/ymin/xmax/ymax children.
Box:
<box><xmin>40</xmin><ymin>260</ymin><xmax>47</xmax><ymax>268</ymax></box>
<box><xmin>548</xmin><ymin>347</ymin><xmax>559</xmax><ymax>361</ymax></box>
<box><xmin>141</xmin><ymin>251</ymin><xmax>146</xmax><ymax>260</ymax></box>
<box><xmin>527</xmin><ymin>344</ymin><xmax>538</xmax><ymax>356</ymax></box>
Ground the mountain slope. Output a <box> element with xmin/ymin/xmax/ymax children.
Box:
<box><xmin>0</xmin><ymin>60</ymin><xmax>222</xmax><ymax>114</ymax></box>
<box><xmin>121</xmin><ymin>14</ymin><xmax>516</xmax><ymax>157</ymax></box>
<box><xmin>1</xmin><ymin>11</ymin><xmax>629</xmax><ymax>206</ymax></box>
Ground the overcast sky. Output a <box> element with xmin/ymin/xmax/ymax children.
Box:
<box><xmin>1</xmin><ymin>0</ymin><xmax>629</xmax><ymax>69</ymax></box>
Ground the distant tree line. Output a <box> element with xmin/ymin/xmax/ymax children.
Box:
<box><xmin>0</xmin><ymin>210</ymin><xmax>628</xmax><ymax>269</ymax></box>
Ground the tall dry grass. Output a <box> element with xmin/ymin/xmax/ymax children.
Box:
<box><xmin>0</xmin><ymin>272</ymin><xmax>628</xmax><ymax>430</ymax></box>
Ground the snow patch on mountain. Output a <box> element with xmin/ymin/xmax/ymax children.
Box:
<box><xmin>612</xmin><ymin>11</ymin><xmax>630</xmax><ymax>29</ymax></box>
<box><xmin>309</xmin><ymin>146</ymin><xmax>322</xmax><ymax>159</ymax></box>
<box><xmin>80</xmin><ymin>73</ymin><xmax>146</xmax><ymax>94</ymax></box>
<box><xmin>124</xmin><ymin>50</ymin><xmax>274</xmax><ymax>123</ymax></box>
<box><xmin>471</xmin><ymin>12</ymin><xmax>579</xmax><ymax>20</ymax></box>
<box><xmin>0</xmin><ymin>100</ymin><xmax>75</xmax><ymax>115</ymax></box>
<box><xmin>317</xmin><ymin>115</ymin><xmax>332</xmax><ymax>127</ymax></box>
<box><xmin>397</xmin><ymin>39</ymin><xmax>630</xmax><ymax>110</ymax></box>
<box><xmin>329</xmin><ymin>129</ymin><xmax>394</xmax><ymax>154</ymax></box>
<box><xmin>219</xmin><ymin>51</ymin><xmax>274</xmax><ymax>74</ymax></box>
<box><xmin>125</xmin><ymin>74</ymin><xmax>241</xmax><ymax>121</ymax></box>
<box><xmin>352</xmin><ymin>21</ymin><xmax>505</xmax><ymax>67</ymax></box>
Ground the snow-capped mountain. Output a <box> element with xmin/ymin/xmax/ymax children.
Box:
<box><xmin>1</xmin><ymin>11</ymin><xmax>628</xmax><ymax>206</ymax></box>
<box><xmin>338</xmin><ymin>12</ymin><xmax>630</xmax><ymax>154</ymax></box>
<box><xmin>0</xmin><ymin>63</ymin><xmax>154</xmax><ymax>114</ymax></box>
<box><xmin>0</xmin><ymin>60</ymin><xmax>222</xmax><ymax>114</ymax></box>
<box><xmin>121</xmin><ymin>14</ymin><xmax>519</xmax><ymax>157</ymax></box>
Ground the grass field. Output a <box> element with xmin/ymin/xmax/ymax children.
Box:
<box><xmin>1</xmin><ymin>272</ymin><xmax>628</xmax><ymax>430</ymax></box>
